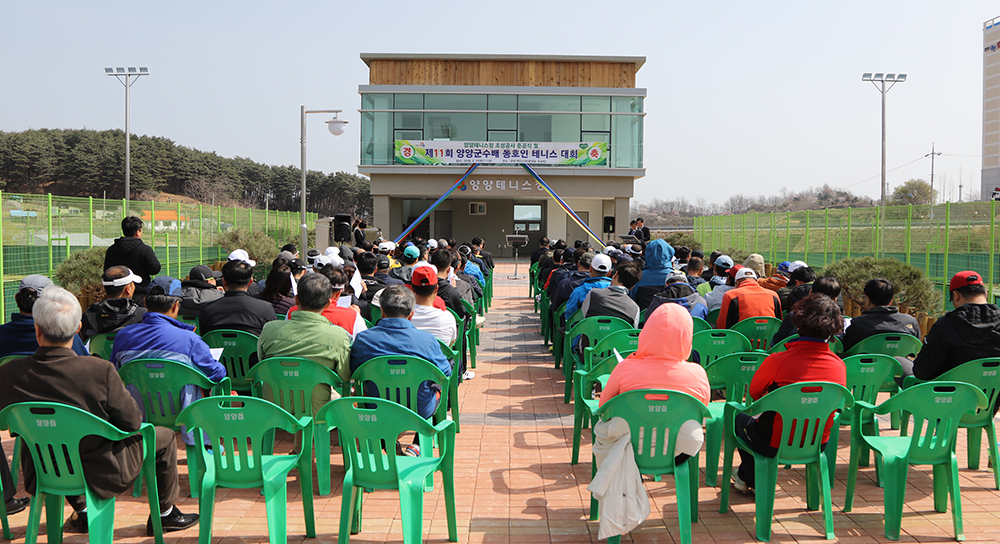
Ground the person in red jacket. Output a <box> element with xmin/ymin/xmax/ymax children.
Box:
<box><xmin>731</xmin><ymin>293</ymin><xmax>846</xmax><ymax>493</ymax></box>
<box><xmin>716</xmin><ymin>268</ymin><xmax>782</xmax><ymax>329</ymax></box>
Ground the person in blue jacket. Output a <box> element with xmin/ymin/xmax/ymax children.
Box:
<box><xmin>629</xmin><ymin>239</ymin><xmax>676</xmax><ymax>309</ymax></box>
<box><xmin>0</xmin><ymin>275</ymin><xmax>89</xmax><ymax>357</ymax></box>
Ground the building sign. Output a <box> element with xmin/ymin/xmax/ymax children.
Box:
<box><xmin>394</xmin><ymin>140</ymin><xmax>608</xmax><ymax>166</ymax></box>
<box><xmin>986</xmin><ymin>40</ymin><xmax>1000</xmax><ymax>54</ymax></box>
<box><xmin>459</xmin><ymin>179</ymin><xmax>543</xmax><ymax>192</ymax></box>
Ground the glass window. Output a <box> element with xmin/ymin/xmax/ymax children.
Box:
<box><xmin>361</xmin><ymin>111</ymin><xmax>392</xmax><ymax>165</ymax></box>
<box><xmin>514</xmin><ymin>205</ymin><xmax>542</xmax><ymax>221</ymax></box>
<box><xmin>528</xmin><ymin>224</ymin><xmax>541</xmax><ymax>231</ymax></box>
<box><xmin>488</xmin><ymin>130</ymin><xmax>516</xmax><ymax>142</ymax></box>
<box><xmin>394</xmin><ymin>112</ymin><xmax>422</xmax><ymax>129</ymax></box>
<box><xmin>518</xmin><ymin>95</ymin><xmax>581</xmax><ymax>111</ymax></box>
<box><xmin>612</xmin><ymin>96</ymin><xmax>643</xmax><ymax>113</ymax></box>
<box><xmin>425</xmin><ymin>112</ymin><xmax>487</xmax><ymax>141</ymax></box>
<box><xmin>582</xmin><ymin>96</ymin><xmax>610</xmax><ymax>112</ymax></box>
<box><xmin>582</xmin><ymin>114</ymin><xmax>611</xmax><ymax>132</ymax></box>
<box><xmin>488</xmin><ymin>95</ymin><xmax>517</xmax><ymax>110</ymax></box>
<box><xmin>424</xmin><ymin>94</ymin><xmax>487</xmax><ymax>110</ymax></box>
<box><xmin>611</xmin><ymin>114</ymin><xmax>643</xmax><ymax>168</ymax></box>
<box><xmin>518</xmin><ymin>114</ymin><xmax>580</xmax><ymax>142</ymax></box>
<box><xmin>395</xmin><ymin>130</ymin><xmax>422</xmax><ymax>141</ymax></box>
<box><xmin>488</xmin><ymin>112</ymin><xmax>517</xmax><ymax>130</ymax></box>
<box><xmin>394</xmin><ymin>94</ymin><xmax>423</xmax><ymax>110</ymax></box>
<box><xmin>582</xmin><ymin>131</ymin><xmax>610</xmax><ymax>143</ymax></box>
<box><xmin>362</xmin><ymin>94</ymin><xmax>392</xmax><ymax>109</ymax></box>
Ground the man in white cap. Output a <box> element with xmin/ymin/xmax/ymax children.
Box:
<box><xmin>80</xmin><ymin>266</ymin><xmax>147</xmax><ymax>341</ymax></box>
<box><xmin>565</xmin><ymin>253</ymin><xmax>614</xmax><ymax>319</ymax></box>
<box><xmin>227</xmin><ymin>248</ymin><xmax>257</xmax><ymax>268</ymax></box>
<box><xmin>0</xmin><ymin>275</ymin><xmax>88</xmax><ymax>357</ymax></box>
<box><xmin>716</xmin><ymin>267</ymin><xmax>781</xmax><ymax>329</ymax></box>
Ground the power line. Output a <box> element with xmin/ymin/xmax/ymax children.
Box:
<box><xmin>839</xmin><ymin>155</ymin><xmax>927</xmax><ymax>189</ymax></box>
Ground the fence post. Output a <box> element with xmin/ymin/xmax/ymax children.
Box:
<box><xmin>905</xmin><ymin>204</ymin><xmax>912</xmax><ymax>266</ymax></box>
<box><xmin>248</xmin><ymin>207</ymin><xmax>253</xmax><ymax>232</ymax></box>
<box><xmin>873</xmin><ymin>206</ymin><xmax>879</xmax><ymax>256</ymax></box>
<box><xmin>122</xmin><ymin>198</ymin><xmax>126</xmax><ymax>220</ymax></box>
<box><xmin>823</xmin><ymin>208</ymin><xmax>829</xmax><ymax>268</ymax></box>
<box><xmin>847</xmin><ymin>207</ymin><xmax>852</xmax><ymax>259</ymax></box>
<box><xmin>88</xmin><ymin>196</ymin><xmax>94</xmax><ymax>248</ymax></box>
<box><xmin>769</xmin><ymin>212</ymin><xmax>776</xmax><ymax>265</ymax></box>
<box><xmin>218</xmin><ymin>205</ymin><xmax>223</xmax><ymax>262</ymax></box>
<box><xmin>165</xmin><ymin>232</ymin><xmax>170</xmax><ymax>277</ymax></box>
<box><xmin>785</xmin><ymin>211</ymin><xmax>791</xmax><ymax>261</ymax></box>
<box><xmin>177</xmin><ymin>201</ymin><xmax>182</xmax><ymax>278</ymax></box>
<box><xmin>804</xmin><ymin>210</ymin><xmax>810</xmax><ymax>265</ymax></box>
<box><xmin>199</xmin><ymin>204</ymin><xmax>204</xmax><ymax>266</ymax></box>
<box><xmin>943</xmin><ymin>202</ymin><xmax>951</xmax><ymax>312</ymax></box>
<box><xmin>990</xmin><ymin>199</ymin><xmax>996</xmax><ymax>302</ymax></box>
<box><xmin>47</xmin><ymin>194</ymin><xmax>53</xmax><ymax>277</ymax></box>
<box><xmin>0</xmin><ymin>189</ymin><xmax>4</xmax><ymax>319</ymax></box>
<box><xmin>150</xmin><ymin>200</ymin><xmax>156</xmax><ymax>249</ymax></box>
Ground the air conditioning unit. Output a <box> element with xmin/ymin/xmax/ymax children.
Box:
<box><xmin>469</xmin><ymin>202</ymin><xmax>487</xmax><ymax>215</ymax></box>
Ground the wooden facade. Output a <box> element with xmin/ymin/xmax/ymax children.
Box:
<box><xmin>367</xmin><ymin>59</ymin><xmax>638</xmax><ymax>88</ymax></box>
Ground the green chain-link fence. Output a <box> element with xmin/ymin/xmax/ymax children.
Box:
<box><xmin>694</xmin><ymin>201</ymin><xmax>1000</xmax><ymax>312</ymax></box>
<box><xmin>1</xmin><ymin>192</ymin><xmax>315</xmax><ymax>321</ymax></box>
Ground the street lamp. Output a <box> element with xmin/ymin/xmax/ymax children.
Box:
<box><xmin>300</xmin><ymin>107</ymin><xmax>348</xmax><ymax>252</ymax></box>
<box><xmin>861</xmin><ymin>71</ymin><xmax>906</xmax><ymax>257</ymax></box>
<box><xmin>105</xmin><ymin>67</ymin><xmax>149</xmax><ymax>215</ymax></box>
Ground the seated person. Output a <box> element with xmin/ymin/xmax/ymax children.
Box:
<box><xmin>0</xmin><ymin>275</ymin><xmax>88</xmax><ymax>357</ymax></box>
<box><xmin>286</xmin><ymin>267</ymin><xmax>367</xmax><ymax>338</ymax></box>
<box><xmin>772</xmin><ymin>276</ymin><xmax>841</xmax><ymax>345</ymax></box>
<box><xmin>409</xmin><ymin>266</ymin><xmax>458</xmax><ymax>347</ymax></box>
<box><xmin>198</xmin><ymin>260</ymin><xmax>277</xmax><ymax>336</ymax></box>
<box><xmin>702</xmin><ymin>256</ymin><xmax>736</xmax><ymax>311</ymax></box>
<box><xmin>759</xmin><ymin>261</ymin><xmax>792</xmax><ymax>293</ymax></box>
<box><xmin>349</xmin><ymin>285</ymin><xmax>452</xmax><ymax>419</ymax></box>
<box><xmin>841</xmin><ymin>278</ymin><xmax>921</xmax><ymax>353</ymax></box>
<box><xmin>644</xmin><ymin>270</ymin><xmax>709</xmax><ymax>323</ymax></box>
<box><xmin>565</xmin><ymin>254</ymin><xmax>613</xmax><ymax>320</ymax></box>
<box><xmin>255</xmin><ymin>264</ymin><xmax>295</xmax><ymax>317</ymax></box>
<box><xmin>80</xmin><ymin>266</ymin><xmax>146</xmax><ymax>342</ymax></box>
<box><xmin>732</xmin><ymin>293</ymin><xmax>846</xmax><ymax>494</ymax></box>
<box><xmin>911</xmin><ymin>270</ymin><xmax>1000</xmax><ymax>380</ymax></box>
<box><xmin>600</xmin><ymin>303</ymin><xmax>710</xmax><ymax>461</ymax></box>
<box><xmin>0</xmin><ymin>287</ymin><xmax>197</xmax><ymax>534</ymax></box>
<box><xmin>717</xmin><ymin>268</ymin><xmax>781</xmax><ymax>329</ymax></box>
<box><xmin>179</xmin><ymin>265</ymin><xmax>223</xmax><ymax>317</ymax></box>
<box><xmin>777</xmin><ymin>262</ymin><xmax>814</xmax><ymax>311</ymax></box>
<box><xmin>583</xmin><ymin>262</ymin><xmax>642</xmax><ymax>327</ymax></box>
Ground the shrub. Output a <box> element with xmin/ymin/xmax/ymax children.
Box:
<box><xmin>53</xmin><ymin>246</ymin><xmax>108</xmax><ymax>302</ymax></box>
<box><xmin>215</xmin><ymin>228</ymin><xmax>279</xmax><ymax>266</ymax></box>
<box><xmin>823</xmin><ymin>257</ymin><xmax>942</xmax><ymax>317</ymax></box>
<box><xmin>656</xmin><ymin>231</ymin><xmax>702</xmax><ymax>250</ymax></box>
<box><xmin>284</xmin><ymin>228</ymin><xmax>315</xmax><ymax>251</ymax></box>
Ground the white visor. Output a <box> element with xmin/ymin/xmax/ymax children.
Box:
<box><xmin>102</xmin><ymin>270</ymin><xmax>143</xmax><ymax>286</ymax></box>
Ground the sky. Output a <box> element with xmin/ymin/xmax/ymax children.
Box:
<box><xmin>1</xmin><ymin>1</ymin><xmax>997</xmax><ymax>207</ymax></box>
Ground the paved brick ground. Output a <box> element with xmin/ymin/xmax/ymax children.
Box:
<box><xmin>3</xmin><ymin>261</ymin><xmax>1000</xmax><ymax>543</ymax></box>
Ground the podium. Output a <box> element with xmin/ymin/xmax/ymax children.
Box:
<box><xmin>618</xmin><ymin>234</ymin><xmax>641</xmax><ymax>245</ymax></box>
<box><xmin>505</xmin><ymin>235</ymin><xmax>529</xmax><ymax>279</ymax></box>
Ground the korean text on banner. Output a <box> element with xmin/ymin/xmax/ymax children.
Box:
<box><xmin>395</xmin><ymin>140</ymin><xmax>608</xmax><ymax>166</ymax></box>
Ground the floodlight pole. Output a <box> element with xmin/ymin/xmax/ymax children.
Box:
<box><xmin>300</xmin><ymin>107</ymin><xmax>348</xmax><ymax>253</ymax></box>
<box><xmin>105</xmin><ymin>68</ymin><xmax>149</xmax><ymax>215</ymax></box>
<box><xmin>862</xmin><ymin>72</ymin><xmax>905</xmax><ymax>258</ymax></box>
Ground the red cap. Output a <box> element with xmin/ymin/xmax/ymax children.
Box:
<box><xmin>411</xmin><ymin>265</ymin><xmax>438</xmax><ymax>287</ymax></box>
<box><xmin>949</xmin><ymin>270</ymin><xmax>983</xmax><ymax>292</ymax></box>
<box><xmin>727</xmin><ymin>264</ymin><xmax>745</xmax><ymax>280</ymax></box>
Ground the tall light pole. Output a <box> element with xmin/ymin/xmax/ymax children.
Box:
<box><xmin>862</xmin><ymin>72</ymin><xmax>906</xmax><ymax>257</ymax></box>
<box><xmin>105</xmin><ymin>67</ymin><xmax>149</xmax><ymax>215</ymax></box>
<box><xmin>300</xmin><ymin>107</ymin><xmax>348</xmax><ymax>252</ymax></box>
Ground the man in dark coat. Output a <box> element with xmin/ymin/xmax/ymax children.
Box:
<box><xmin>103</xmin><ymin>216</ymin><xmax>160</xmax><ymax>301</ymax></box>
<box><xmin>80</xmin><ymin>266</ymin><xmax>147</xmax><ymax>341</ymax></box>
<box><xmin>0</xmin><ymin>286</ymin><xmax>197</xmax><ymax>535</ymax></box>
<box><xmin>841</xmin><ymin>278</ymin><xmax>921</xmax><ymax>352</ymax></box>
<box><xmin>198</xmin><ymin>260</ymin><xmax>277</xmax><ymax>336</ymax></box>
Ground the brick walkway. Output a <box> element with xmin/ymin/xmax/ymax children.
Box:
<box><xmin>4</xmin><ymin>262</ymin><xmax>1000</xmax><ymax>542</ymax></box>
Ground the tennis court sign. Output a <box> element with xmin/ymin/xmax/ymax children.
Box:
<box><xmin>394</xmin><ymin>140</ymin><xmax>608</xmax><ymax>166</ymax></box>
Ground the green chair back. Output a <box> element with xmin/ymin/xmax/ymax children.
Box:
<box><xmin>351</xmin><ymin>355</ymin><xmax>451</xmax><ymax>424</ymax></box>
<box><xmin>370</xmin><ymin>304</ymin><xmax>381</xmax><ymax>323</ymax></box>
<box><xmin>176</xmin><ymin>396</ymin><xmax>315</xmax><ymax>542</ymax></box>
<box><xmin>689</xmin><ymin>329</ymin><xmax>751</xmax><ymax>368</ymax></box>
<box><xmin>89</xmin><ymin>331</ymin><xmax>117</xmax><ymax>360</ymax></box>
<box><xmin>582</xmin><ymin>329</ymin><xmax>640</xmax><ymax>371</ymax></box>
<box><xmin>447</xmin><ymin>307</ymin><xmax>473</xmax><ymax>371</ymax></box>
<box><xmin>314</xmin><ymin>398</ymin><xmax>458</xmax><ymax>543</ymax></box>
<box><xmin>176</xmin><ymin>314</ymin><xmax>199</xmax><ymax>328</ymax></box>
<box><xmin>769</xmin><ymin>334</ymin><xmax>843</xmax><ymax>354</ymax></box>
<box><xmin>705</xmin><ymin>308</ymin><xmax>720</xmax><ymax>328</ymax></box>
<box><xmin>729</xmin><ymin>316</ymin><xmax>783</xmax><ymax>351</ymax></box>
<box><xmin>551</xmin><ymin>301</ymin><xmax>569</xmax><ymax>369</ymax></box>
<box><xmin>0</xmin><ymin>354</ymin><xmax>30</xmax><ymax>366</ymax></box>
<box><xmin>438</xmin><ymin>340</ymin><xmax>462</xmax><ymax>433</ymax></box>
<box><xmin>0</xmin><ymin>402</ymin><xmax>163</xmax><ymax>544</ymax></box>
<box><xmin>703</xmin><ymin>351</ymin><xmax>768</xmax><ymax>486</ymax></box>
<box><xmin>844</xmin><ymin>332</ymin><xmax>922</xmax><ymax>358</ymax></box>
<box><xmin>691</xmin><ymin>317</ymin><xmax>712</xmax><ymax>334</ymax></box>
<box><xmin>119</xmin><ymin>359</ymin><xmax>232</xmax><ymax>428</ymax></box>
<box><xmin>246</xmin><ymin>357</ymin><xmax>346</xmax><ymax>417</ymax></box>
<box><xmin>201</xmin><ymin>329</ymin><xmax>260</xmax><ymax>393</ymax></box>
<box><xmin>842</xmin><ymin>354</ymin><xmax>902</xmax><ymax>421</ymax></box>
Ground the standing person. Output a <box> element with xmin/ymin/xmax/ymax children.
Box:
<box><xmin>731</xmin><ymin>294</ymin><xmax>846</xmax><ymax>494</ymax></box>
<box><xmin>80</xmin><ymin>266</ymin><xmax>147</xmax><ymax>341</ymax></box>
<box><xmin>634</xmin><ymin>218</ymin><xmax>651</xmax><ymax>242</ymax></box>
<box><xmin>198</xmin><ymin>260</ymin><xmax>277</xmax><ymax>336</ymax></box>
<box><xmin>104</xmin><ymin>216</ymin><xmax>160</xmax><ymax>301</ymax></box>
<box><xmin>626</xmin><ymin>220</ymin><xmax>638</xmax><ymax>236</ymax></box>
<box><xmin>353</xmin><ymin>219</ymin><xmax>366</xmax><ymax>247</ymax></box>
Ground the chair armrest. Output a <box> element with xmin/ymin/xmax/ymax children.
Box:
<box><xmin>211</xmin><ymin>377</ymin><xmax>232</xmax><ymax>396</ymax></box>
<box><xmin>900</xmin><ymin>375</ymin><xmax>923</xmax><ymax>390</ymax></box>
<box><xmin>432</xmin><ymin>419</ymin><xmax>457</xmax><ymax>459</ymax></box>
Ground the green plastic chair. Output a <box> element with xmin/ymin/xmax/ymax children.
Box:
<box><xmin>591</xmin><ymin>390</ymin><xmax>711</xmax><ymax>544</ymax></box>
<box><xmin>729</xmin><ymin>316</ymin><xmax>783</xmax><ymax>351</ymax></box>
<box><xmin>570</xmin><ymin>354</ymin><xmax>621</xmax><ymax>465</ymax></box>
<box><xmin>362</xmin><ymin>318</ymin><xmax>374</xmax><ymax>329</ymax></box>
<box><xmin>582</xmin><ymin>329</ymin><xmax>640</xmax><ymax>372</ymax></box>
<box><xmin>719</xmin><ymin>382</ymin><xmax>853</xmax><ymax>541</ymax></box>
<box><xmin>833</xmin><ymin>354</ymin><xmax>902</xmax><ymax>487</ymax></box>
<box><xmin>844</xmin><ymin>382</ymin><xmax>987</xmax><ymax>541</ymax></box>
<box><xmin>316</xmin><ymin>398</ymin><xmax>457</xmax><ymax>544</ymax></box>
<box><xmin>461</xmin><ymin>299</ymin><xmax>479</xmax><ymax>347</ymax></box>
<box><xmin>438</xmin><ymin>339</ymin><xmax>462</xmax><ymax>433</ymax></box>
<box><xmin>689</xmin><ymin>329</ymin><xmax>752</xmax><ymax>368</ymax></box>
<box><xmin>89</xmin><ymin>331</ymin><xmax>118</xmax><ymax>360</ymax></box>
<box><xmin>540</xmin><ymin>291</ymin><xmax>552</xmax><ymax>346</ymax></box>
<box><xmin>692</xmin><ymin>317</ymin><xmax>712</xmax><ymax>334</ymax></box>
<box><xmin>0</xmin><ymin>402</ymin><xmax>164</xmax><ymax>544</ymax></box>
<box><xmin>551</xmin><ymin>303</ymin><xmax>573</xmax><ymax>369</ymax></box>
<box><xmin>275</xmin><ymin>313</ymin><xmax>287</xmax><ymax>321</ymax></box>
<box><xmin>246</xmin><ymin>357</ymin><xmax>347</xmax><ymax>497</ymax></box>
<box><xmin>176</xmin><ymin>314</ymin><xmax>199</xmax><ymax>329</ymax></box>
<box><xmin>529</xmin><ymin>262</ymin><xmax>539</xmax><ymax>310</ymax></box>
<box><xmin>370</xmin><ymin>305</ymin><xmax>381</xmax><ymax>323</ymax></box>
<box><xmin>0</xmin><ymin>353</ymin><xmax>30</xmax><ymax>366</ymax></box>
<box><xmin>118</xmin><ymin>358</ymin><xmax>232</xmax><ymax>499</ymax></box>
<box><xmin>768</xmin><ymin>334</ymin><xmax>844</xmax><ymax>355</ymax></box>
<box><xmin>703</xmin><ymin>351</ymin><xmax>768</xmax><ymax>487</ymax></box>
<box><xmin>705</xmin><ymin>308</ymin><xmax>720</xmax><ymax>328</ymax></box>
<box><xmin>201</xmin><ymin>329</ymin><xmax>260</xmax><ymax>393</ymax></box>
<box><xmin>176</xmin><ymin>396</ymin><xmax>315</xmax><ymax>544</ymax></box>
<box><xmin>901</xmin><ymin>357</ymin><xmax>1000</xmax><ymax>490</ymax></box>
<box><xmin>844</xmin><ymin>332</ymin><xmax>922</xmax><ymax>430</ymax></box>
<box><xmin>446</xmin><ymin>307</ymin><xmax>473</xmax><ymax>372</ymax></box>
<box><xmin>563</xmin><ymin>317</ymin><xmax>636</xmax><ymax>403</ymax></box>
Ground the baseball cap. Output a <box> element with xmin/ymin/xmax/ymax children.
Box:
<box><xmin>276</xmin><ymin>251</ymin><xmax>295</xmax><ymax>262</ymax></box>
<box><xmin>411</xmin><ymin>265</ymin><xmax>438</xmax><ymax>286</ymax></box>
<box><xmin>666</xmin><ymin>270</ymin><xmax>688</xmax><ymax>283</ymax></box>
<box><xmin>427</xmin><ymin>239</ymin><xmax>438</xmax><ymax>250</ymax></box>
<box><xmin>950</xmin><ymin>270</ymin><xmax>984</xmax><ymax>292</ymax></box>
<box><xmin>403</xmin><ymin>245</ymin><xmax>420</xmax><ymax>259</ymax></box>
<box><xmin>715</xmin><ymin>255</ymin><xmax>734</xmax><ymax>269</ymax></box>
<box><xmin>324</xmin><ymin>246</ymin><xmax>339</xmax><ymax>257</ymax></box>
<box><xmin>227</xmin><ymin>249</ymin><xmax>257</xmax><ymax>268</ymax></box>
<box><xmin>102</xmin><ymin>268</ymin><xmax>143</xmax><ymax>287</ymax></box>
<box><xmin>626</xmin><ymin>244</ymin><xmax>643</xmax><ymax>256</ymax></box>
<box><xmin>591</xmin><ymin>254</ymin><xmax>613</xmax><ymax>273</ymax></box>
<box><xmin>314</xmin><ymin>254</ymin><xmax>333</xmax><ymax>268</ymax></box>
<box><xmin>735</xmin><ymin>268</ymin><xmax>758</xmax><ymax>281</ymax></box>
<box><xmin>376</xmin><ymin>254</ymin><xmax>391</xmax><ymax>269</ymax></box>
<box><xmin>188</xmin><ymin>265</ymin><xmax>221</xmax><ymax>282</ymax></box>
<box><xmin>289</xmin><ymin>258</ymin><xmax>307</xmax><ymax>272</ymax></box>
<box><xmin>20</xmin><ymin>274</ymin><xmax>53</xmax><ymax>294</ymax></box>
<box><xmin>340</xmin><ymin>246</ymin><xmax>355</xmax><ymax>262</ymax></box>
<box><xmin>148</xmin><ymin>276</ymin><xmax>182</xmax><ymax>297</ymax></box>
<box><xmin>602</xmin><ymin>245</ymin><xmax>614</xmax><ymax>255</ymax></box>
<box><xmin>727</xmin><ymin>264</ymin><xmax>745</xmax><ymax>279</ymax></box>
<box><xmin>777</xmin><ymin>261</ymin><xmax>792</xmax><ymax>273</ymax></box>
<box><xmin>617</xmin><ymin>254</ymin><xmax>633</xmax><ymax>263</ymax></box>
<box><xmin>378</xmin><ymin>241</ymin><xmax>394</xmax><ymax>253</ymax></box>
<box><xmin>788</xmin><ymin>260</ymin><xmax>808</xmax><ymax>273</ymax></box>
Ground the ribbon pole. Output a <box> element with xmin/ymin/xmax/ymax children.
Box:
<box><xmin>394</xmin><ymin>163</ymin><xmax>479</xmax><ymax>244</ymax></box>
<box><xmin>521</xmin><ymin>163</ymin><xmax>606</xmax><ymax>249</ymax></box>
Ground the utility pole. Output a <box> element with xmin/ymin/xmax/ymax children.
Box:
<box><xmin>926</xmin><ymin>143</ymin><xmax>941</xmax><ymax>218</ymax></box>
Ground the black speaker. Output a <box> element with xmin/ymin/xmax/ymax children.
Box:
<box><xmin>603</xmin><ymin>216</ymin><xmax>615</xmax><ymax>233</ymax></box>
<box><xmin>333</xmin><ymin>214</ymin><xmax>353</xmax><ymax>242</ymax></box>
